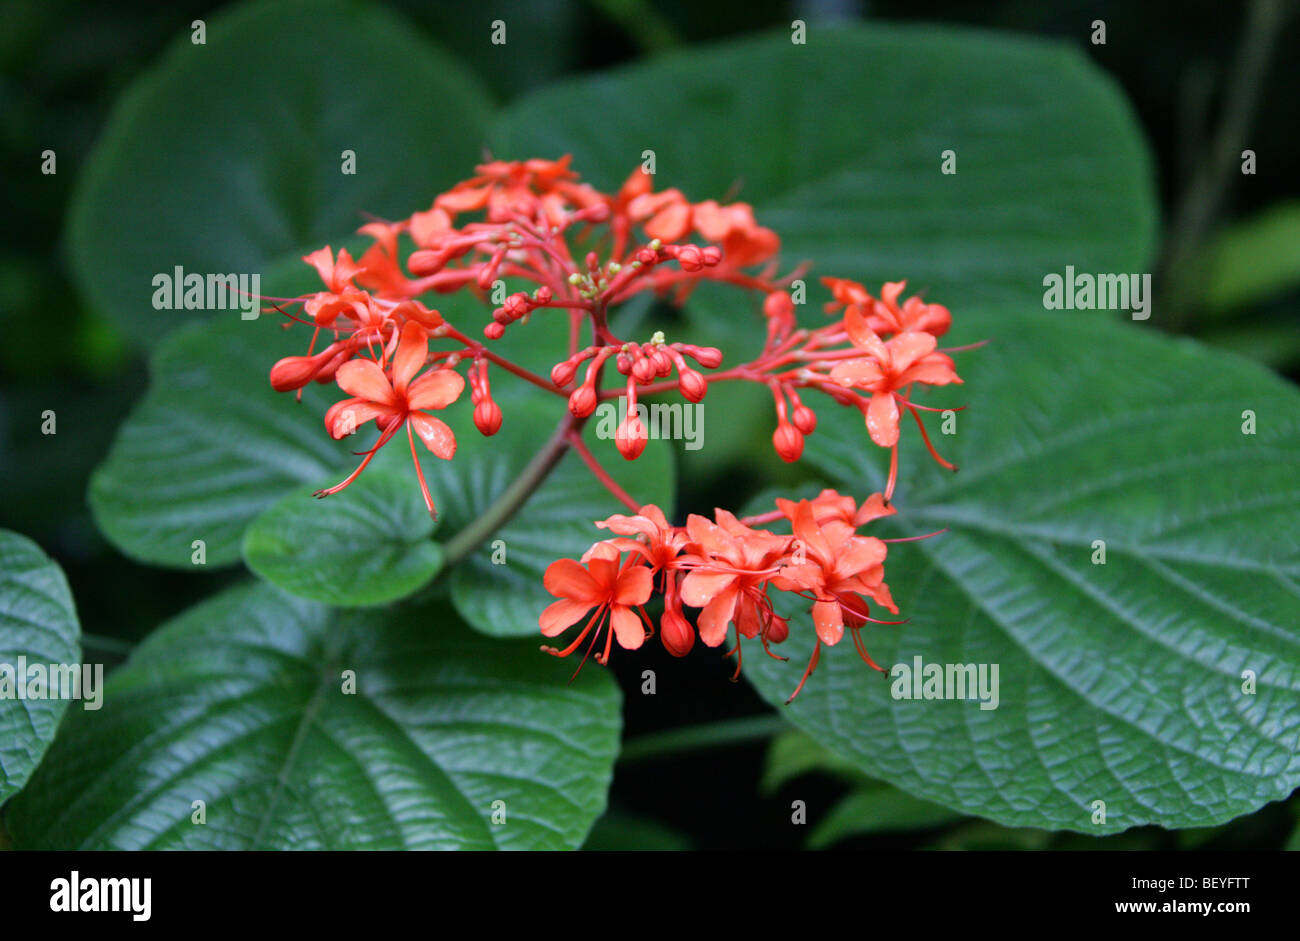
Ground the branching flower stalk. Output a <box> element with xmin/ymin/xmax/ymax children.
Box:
<box><xmin>264</xmin><ymin>156</ymin><xmax>977</xmax><ymax>700</ymax></box>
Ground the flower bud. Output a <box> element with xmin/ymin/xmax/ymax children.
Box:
<box><xmin>615</xmin><ymin>415</ymin><xmax>648</xmax><ymax>460</ymax></box>
<box><xmin>772</xmin><ymin>421</ymin><xmax>804</xmax><ymax>462</ymax></box>
<box><xmin>675</xmin><ymin>244</ymin><xmax>704</xmax><ymax>271</ymax></box>
<box><xmin>792</xmin><ymin>404</ymin><xmax>817</xmax><ymax>434</ymax></box>
<box><xmin>688</xmin><ymin>346</ymin><xmax>723</xmax><ymax>368</ymax></box>
<box><xmin>632</xmin><ymin>356</ymin><xmax>657</xmax><ymax>383</ymax></box>
<box><xmin>550</xmin><ymin>359</ymin><xmax>578</xmax><ymax>386</ymax></box>
<box><xmin>473</xmin><ymin>399</ymin><xmax>503</xmax><ymax>436</ymax></box>
<box><xmin>678</xmin><ymin>368</ymin><xmax>707</xmax><ymax>402</ymax></box>
<box><xmin>270</xmin><ymin>354</ymin><xmax>325</xmax><ymax>392</ymax></box>
<box><xmin>483</xmin><ymin>322</ymin><xmax>506</xmax><ymax>340</ymax></box>
<box><xmin>651</xmin><ymin>350</ymin><xmax>673</xmax><ymax>377</ymax></box>
<box><xmin>660</xmin><ymin>608</ymin><xmax>695</xmax><ymax>657</ymax></box>
<box><xmin>568</xmin><ymin>385</ymin><xmax>598</xmax><ymax>418</ymax></box>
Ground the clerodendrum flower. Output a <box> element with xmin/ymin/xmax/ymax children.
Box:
<box><xmin>263</xmin><ymin>155</ymin><xmax>978</xmax><ymax>699</ymax></box>
<box><xmin>540</xmin><ymin>542</ymin><xmax>654</xmax><ymax>672</ymax></box>
<box><xmin>317</xmin><ymin>321</ymin><xmax>464</xmax><ymax>517</ymax></box>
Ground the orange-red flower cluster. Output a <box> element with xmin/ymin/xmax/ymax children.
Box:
<box><xmin>261</xmin><ymin>156</ymin><xmax>979</xmax><ymax>698</ymax></box>
<box><xmin>540</xmin><ymin>490</ymin><xmax>904</xmax><ymax>701</ymax></box>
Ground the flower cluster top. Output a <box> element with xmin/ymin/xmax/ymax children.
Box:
<box><xmin>265</xmin><ymin>156</ymin><xmax>974</xmax><ymax>699</ymax></box>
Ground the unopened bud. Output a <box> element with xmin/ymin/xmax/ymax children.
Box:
<box><xmin>678</xmin><ymin>368</ymin><xmax>707</xmax><ymax>402</ymax></box>
<box><xmin>550</xmin><ymin>360</ymin><xmax>578</xmax><ymax>386</ymax></box>
<box><xmin>792</xmin><ymin>405</ymin><xmax>817</xmax><ymax>434</ymax></box>
<box><xmin>615</xmin><ymin>415</ymin><xmax>648</xmax><ymax>460</ymax></box>
<box><xmin>568</xmin><ymin>385</ymin><xmax>598</xmax><ymax>418</ymax></box>
<box><xmin>660</xmin><ymin>608</ymin><xmax>695</xmax><ymax>657</ymax></box>
<box><xmin>772</xmin><ymin>422</ymin><xmax>804</xmax><ymax>463</ymax></box>
<box><xmin>688</xmin><ymin>346</ymin><xmax>723</xmax><ymax>369</ymax></box>
<box><xmin>473</xmin><ymin>399</ymin><xmax>503</xmax><ymax>436</ymax></box>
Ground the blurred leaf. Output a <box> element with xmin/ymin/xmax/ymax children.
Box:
<box><xmin>762</xmin><ymin>729</ymin><xmax>866</xmax><ymax>794</ymax></box>
<box><xmin>1197</xmin><ymin>319</ymin><xmax>1300</xmax><ymax>370</ymax></box>
<box><xmin>809</xmin><ymin>782</ymin><xmax>964</xmax><ymax>849</ymax></box>
<box><xmin>746</xmin><ymin>308</ymin><xmax>1300</xmax><ymax>833</ymax></box>
<box><xmin>582</xmin><ymin>811</ymin><xmax>693</xmax><ymax>850</ymax></box>
<box><xmin>7</xmin><ymin>582</ymin><xmax>620</xmax><ymax>849</ymax></box>
<box><xmin>67</xmin><ymin>0</ymin><xmax>493</xmax><ymax>348</ymax></box>
<box><xmin>243</xmin><ymin>468</ymin><xmax>444</xmax><ymax>606</ymax></box>
<box><xmin>89</xmin><ymin>316</ymin><xmax>349</xmax><ymax>568</ymax></box>
<box><xmin>1204</xmin><ymin>201</ymin><xmax>1300</xmax><ymax>313</ymax></box>
<box><xmin>0</xmin><ymin>530</ymin><xmax>81</xmax><ymax>805</ymax></box>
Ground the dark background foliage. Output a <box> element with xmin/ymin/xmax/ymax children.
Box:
<box><xmin>1</xmin><ymin>0</ymin><xmax>1296</xmax><ymax>849</ymax></box>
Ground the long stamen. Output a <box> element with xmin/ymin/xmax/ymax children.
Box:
<box><xmin>315</xmin><ymin>420</ymin><xmax>401</xmax><ymax>497</ymax></box>
<box><xmin>406</xmin><ymin>422</ymin><xmax>438</xmax><ymax>519</ymax></box>
<box><xmin>907</xmin><ymin>404</ymin><xmax>958</xmax><ymax>471</ymax></box>
<box><xmin>785</xmin><ymin>639</ymin><xmax>821</xmax><ymax>704</ymax></box>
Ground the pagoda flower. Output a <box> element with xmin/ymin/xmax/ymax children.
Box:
<box><xmin>316</xmin><ymin>321</ymin><xmax>464</xmax><ymax>518</ymax></box>
<box><xmin>691</xmin><ymin>200</ymin><xmax>780</xmax><ymax>268</ymax></box>
<box><xmin>678</xmin><ymin>510</ymin><xmax>793</xmax><ymax>667</ymax></box>
<box><xmin>301</xmin><ymin>245</ymin><xmax>369</xmax><ymax>327</ymax></box>
<box><xmin>540</xmin><ymin>543</ymin><xmax>655</xmax><ymax>672</ymax></box>
<box><xmin>822</xmin><ymin>277</ymin><xmax>952</xmax><ymax>338</ymax></box>
<box><xmin>828</xmin><ymin>307</ymin><xmax>963</xmax><ymax>448</ymax></box>
<box><xmin>770</xmin><ymin>500</ymin><xmax>900</xmax><ymax>702</ymax></box>
<box><xmin>775</xmin><ymin>488</ymin><xmax>896</xmax><ymax>539</ymax></box>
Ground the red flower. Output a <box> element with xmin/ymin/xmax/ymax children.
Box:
<box><xmin>316</xmin><ymin>321</ymin><xmax>464</xmax><ymax>517</ymax></box>
<box><xmin>679</xmin><ymin>511</ymin><xmax>790</xmax><ymax>652</ymax></box>
<box><xmin>829</xmin><ymin>311</ymin><xmax>962</xmax><ymax>447</ymax></box>
<box><xmin>771</xmin><ymin>499</ymin><xmax>899</xmax><ymax>701</ymax></box>
<box><xmin>823</xmin><ymin>278</ymin><xmax>951</xmax><ymax>337</ymax></box>
<box><xmin>540</xmin><ymin>543</ymin><xmax>655</xmax><ymax>669</ymax></box>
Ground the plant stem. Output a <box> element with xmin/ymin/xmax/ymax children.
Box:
<box><xmin>618</xmin><ymin>714</ymin><xmax>790</xmax><ymax>763</ymax></box>
<box><xmin>440</xmin><ymin>413</ymin><xmax>581</xmax><ymax>568</ymax></box>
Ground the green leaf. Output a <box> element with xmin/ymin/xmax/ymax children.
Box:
<box><xmin>424</xmin><ymin>391</ymin><xmax>676</xmax><ymax>638</ymax></box>
<box><xmin>1204</xmin><ymin>201</ymin><xmax>1300</xmax><ymax>313</ymax></box>
<box><xmin>89</xmin><ymin>316</ymin><xmax>350</xmax><ymax>568</ymax></box>
<box><xmin>243</xmin><ymin>468</ymin><xmax>444</xmax><ymax>606</ymax></box>
<box><xmin>0</xmin><ymin>531</ymin><xmax>81</xmax><ymax>805</ymax></box>
<box><xmin>761</xmin><ymin>729</ymin><xmax>866</xmax><ymax>794</ymax></box>
<box><xmin>490</xmin><ymin>24</ymin><xmax>1157</xmax><ymax>317</ymax></box>
<box><xmin>67</xmin><ymin>0</ymin><xmax>493</xmax><ymax>347</ymax></box>
<box><xmin>6</xmin><ymin>582</ymin><xmax>620</xmax><ymax>849</ymax></box>
<box><xmin>809</xmin><ymin>783</ymin><xmax>964</xmax><ymax>849</ymax></box>
<box><xmin>745</xmin><ymin>309</ymin><xmax>1300</xmax><ymax>833</ymax></box>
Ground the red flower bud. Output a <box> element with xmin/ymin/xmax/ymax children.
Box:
<box><xmin>792</xmin><ymin>404</ymin><xmax>817</xmax><ymax>434</ymax></box>
<box><xmin>678</xmin><ymin>368</ymin><xmax>708</xmax><ymax>402</ymax></box>
<box><xmin>270</xmin><ymin>353</ymin><xmax>326</xmax><ymax>392</ymax></box>
<box><xmin>473</xmin><ymin>399</ymin><xmax>503</xmax><ymax>436</ymax></box>
<box><xmin>483</xmin><ymin>322</ymin><xmax>506</xmax><ymax>340</ymax></box>
<box><xmin>651</xmin><ymin>350</ymin><xmax>673</xmax><ymax>377</ymax></box>
<box><xmin>772</xmin><ymin>421</ymin><xmax>804</xmax><ymax>462</ymax></box>
<box><xmin>632</xmin><ymin>356</ymin><xmax>657</xmax><ymax>383</ymax></box>
<box><xmin>568</xmin><ymin>385</ymin><xmax>598</xmax><ymax>418</ymax></box>
<box><xmin>660</xmin><ymin>607</ymin><xmax>695</xmax><ymax>657</ymax></box>
<box><xmin>550</xmin><ymin>360</ymin><xmax>578</xmax><ymax>386</ymax></box>
<box><xmin>688</xmin><ymin>346</ymin><xmax>723</xmax><ymax>369</ymax></box>
<box><xmin>615</xmin><ymin>415</ymin><xmax>648</xmax><ymax>460</ymax></box>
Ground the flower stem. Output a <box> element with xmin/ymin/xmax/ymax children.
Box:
<box><xmin>440</xmin><ymin>413</ymin><xmax>581</xmax><ymax>568</ymax></box>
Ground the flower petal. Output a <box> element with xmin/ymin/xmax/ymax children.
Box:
<box><xmin>866</xmin><ymin>391</ymin><xmax>901</xmax><ymax>447</ymax></box>
<box><xmin>408</xmin><ymin>413</ymin><xmax>456</xmax><ymax>460</ymax></box>
<box><xmin>887</xmin><ymin>330</ymin><xmax>938</xmax><ymax>374</ymax></box>
<box><xmin>391</xmin><ymin>321</ymin><xmax>428</xmax><ymax>393</ymax></box>
<box><xmin>540</xmin><ymin>598</ymin><xmax>593</xmax><ymax>637</ymax></box>
<box><xmin>543</xmin><ymin>558</ymin><xmax>600</xmax><ymax>602</ymax></box>
<box><xmin>680</xmin><ymin>570</ymin><xmax>736</xmax><ymax>608</ymax></box>
<box><xmin>610</xmin><ymin>604</ymin><xmax>646</xmax><ymax>650</ymax></box>
<box><xmin>335</xmin><ymin>358</ymin><xmax>396</xmax><ymax>406</ymax></box>
<box><xmin>406</xmin><ymin>368</ymin><xmax>466</xmax><ymax>411</ymax></box>
<box><xmin>811</xmin><ymin>599</ymin><xmax>845</xmax><ymax>646</ymax></box>
<box><xmin>614</xmin><ymin>563</ymin><xmax>654</xmax><ymax>606</ymax></box>
<box><xmin>697</xmin><ymin>585</ymin><xmax>739</xmax><ymax>647</ymax></box>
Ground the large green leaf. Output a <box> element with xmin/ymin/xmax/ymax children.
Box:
<box><xmin>0</xmin><ymin>531</ymin><xmax>81</xmax><ymax>805</ymax></box>
<box><xmin>744</xmin><ymin>309</ymin><xmax>1300</xmax><ymax>833</ymax></box>
<box><xmin>67</xmin><ymin>0</ymin><xmax>494</xmax><ymax>347</ymax></box>
<box><xmin>243</xmin><ymin>468</ymin><xmax>444</xmax><ymax>606</ymax></box>
<box><xmin>490</xmin><ymin>25</ymin><xmax>1157</xmax><ymax>319</ymax></box>
<box><xmin>89</xmin><ymin>316</ymin><xmax>350</xmax><ymax>568</ymax></box>
<box><xmin>6</xmin><ymin>582</ymin><xmax>620</xmax><ymax>849</ymax></box>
